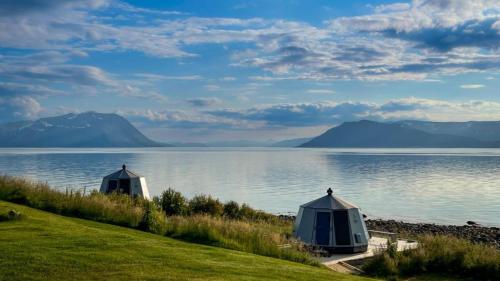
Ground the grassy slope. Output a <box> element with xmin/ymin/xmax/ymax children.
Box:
<box><xmin>0</xmin><ymin>201</ymin><xmax>376</xmax><ymax>281</ymax></box>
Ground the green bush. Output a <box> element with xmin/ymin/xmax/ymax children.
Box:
<box><xmin>188</xmin><ymin>194</ymin><xmax>223</xmax><ymax>216</ymax></box>
<box><xmin>363</xmin><ymin>235</ymin><xmax>500</xmax><ymax>281</ymax></box>
<box><xmin>159</xmin><ymin>188</ymin><xmax>187</xmax><ymax>216</ymax></box>
<box><xmin>363</xmin><ymin>253</ymin><xmax>398</xmax><ymax>277</ymax></box>
<box><xmin>238</xmin><ymin>203</ymin><xmax>279</xmax><ymax>223</ymax></box>
<box><xmin>223</xmin><ymin>200</ymin><xmax>240</xmax><ymax>219</ymax></box>
<box><xmin>138</xmin><ymin>201</ymin><xmax>167</xmax><ymax>235</ymax></box>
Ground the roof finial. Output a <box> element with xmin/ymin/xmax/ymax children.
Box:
<box><xmin>327</xmin><ymin>188</ymin><xmax>333</xmax><ymax>196</ymax></box>
<box><xmin>122</xmin><ymin>164</ymin><xmax>126</xmax><ymax>170</ymax></box>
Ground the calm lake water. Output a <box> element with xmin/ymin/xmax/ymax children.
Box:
<box><xmin>1</xmin><ymin>147</ymin><xmax>499</xmax><ymax>226</ymax></box>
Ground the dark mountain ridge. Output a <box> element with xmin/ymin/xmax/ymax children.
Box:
<box><xmin>270</xmin><ymin>137</ymin><xmax>313</xmax><ymax>147</ymax></box>
<box><xmin>0</xmin><ymin>112</ymin><xmax>166</xmax><ymax>147</ymax></box>
<box><xmin>300</xmin><ymin>120</ymin><xmax>500</xmax><ymax>148</ymax></box>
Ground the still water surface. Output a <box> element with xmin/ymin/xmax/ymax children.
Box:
<box><xmin>1</xmin><ymin>148</ymin><xmax>499</xmax><ymax>226</ymax></box>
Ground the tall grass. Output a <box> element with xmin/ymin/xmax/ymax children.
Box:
<box><xmin>164</xmin><ymin>215</ymin><xmax>316</xmax><ymax>265</ymax></box>
<box><xmin>0</xmin><ymin>175</ymin><xmax>316</xmax><ymax>265</ymax></box>
<box><xmin>363</xmin><ymin>235</ymin><xmax>500</xmax><ymax>280</ymax></box>
<box><xmin>0</xmin><ymin>175</ymin><xmax>145</xmax><ymax>227</ymax></box>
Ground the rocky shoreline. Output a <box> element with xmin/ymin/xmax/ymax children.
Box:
<box><xmin>365</xmin><ymin>219</ymin><xmax>500</xmax><ymax>249</ymax></box>
<box><xmin>279</xmin><ymin>214</ymin><xmax>500</xmax><ymax>249</ymax></box>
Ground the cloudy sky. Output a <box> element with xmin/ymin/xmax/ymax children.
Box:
<box><xmin>1</xmin><ymin>0</ymin><xmax>499</xmax><ymax>142</ymax></box>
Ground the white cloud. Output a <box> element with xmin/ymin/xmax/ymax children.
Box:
<box><xmin>0</xmin><ymin>51</ymin><xmax>114</xmax><ymax>86</ymax></box>
<box><xmin>307</xmin><ymin>89</ymin><xmax>335</xmax><ymax>94</ymax></box>
<box><xmin>0</xmin><ymin>50</ymin><xmax>171</xmax><ymax>105</ymax></box>
<box><xmin>460</xmin><ymin>84</ymin><xmax>486</xmax><ymax>89</ymax></box>
<box><xmin>134</xmin><ymin>73</ymin><xmax>203</xmax><ymax>81</ymax></box>
<box><xmin>250</xmin><ymin>75</ymin><xmax>309</xmax><ymax>81</ymax></box>
<box><xmin>204</xmin><ymin>84</ymin><xmax>220</xmax><ymax>91</ymax></box>
<box><xmin>208</xmin><ymin>97</ymin><xmax>500</xmax><ymax>128</ymax></box>
<box><xmin>122</xmin><ymin>108</ymin><xmax>257</xmax><ymax>129</ymax></box>
<box><xmin>0</xmin><ymin>82</ymin><xmax>65</xmax><ymax>97</ymax></box>
<box><xmin>0</xmin><ymin>0</ymin><xmax>498</xmax><ymax>82</ymax></box>
<box><xmin>374</xmin><ymin>3</ymin><xmax>411</xmax><ymax>13</ymax></box>
<box><xmin>112</xmin><ymin>2</ymin><xmax>186</xmax><ymax>16</ymax></box>
<box><xmin>220</xmin><ymin>76</ymin><xmax>236</xmax><ymax>81</ymax></box>
<box><xmin>114</xmin><ymin>97</ymin><xmax>500</xmax><ymax>134</ymax></box>
<box><xmin>0</xmin><ymin>96</ymin><xmax>42</xmax><ymax>121</ymax></box>
<box><xmin>333</xmin><ymin>0</ymin><xmax>499</xmax><ymax>33</ymax></box>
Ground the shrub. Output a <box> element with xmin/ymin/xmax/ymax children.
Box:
<box><xmin>159</xmin><ymin>188</ymin><xmax>187</xmax><ymax>216</ymax></box>
<box><xmin>188</xmin><ymin>194</ymin><xmax>223</xmax><ymax>216</ymax></box>
<box><xmin>237</xmin><ymin>203</ymin><xmax>280</xmax><ymax>223</ymax></box>
<box><xmin>138</xmin><ymin>202</ymin><xmax>167</xmax><ymax>235</ymax></box>
<box><xmin>223</xmin><ymin>200</ymin><xmax>240</xmax><ymax>219</ymax></box>
<box><xmin>363</xmin><ymin>253</ymin><xmax>398</xmax><ymax>277</ymax></box>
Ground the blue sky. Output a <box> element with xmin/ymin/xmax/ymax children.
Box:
<box><xmin>0</xmin><ymin>0</ymin><xmax>499</xmax><ymax>142</ymax></box>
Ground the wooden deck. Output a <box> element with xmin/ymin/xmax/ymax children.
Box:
<box><xmin>321</xmin><ymin>236</ymin><xmax>418</xmax><ymax>267</ymax></box>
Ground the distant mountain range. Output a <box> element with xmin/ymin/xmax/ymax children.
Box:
<box><xmin>172</xmin><ymin>140</ymin><xmax>307</xmax><ymax>147</ymax></box>
<box><xmin>397</xmin><ymin>120</ymin><xmax>500</xmax><ymax>142</ymax></box>
<box><xmin>0</xmin><ymin>111</ymin><xmax>305</xmax><ymax>148</ymax></box>
<box><xmin>300</xmin><ymin>120</ymin><xmax>500</xmax><ymax>148</ymax></box>
<box><xmin>5</xmin><ymin>113</ymin><xmax>500</xmax><ymax>148</ymax></box>
<box><xmin>0</xmin><ymin>112</ymin><xmax>165</xmax><ymax>147</ymax></box>
<box><xmin>206</xmin><ymin>140</ymin><xmax>274</xmax><ymax>147</ymax></box>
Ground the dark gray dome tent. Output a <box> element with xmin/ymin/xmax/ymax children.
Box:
<box><xmin>100</xmin><ymin>164</ymin><xmax>150</xmax><ymax>199</ymax></box>
<box><xmin>293</xmin><ymin>188</ymin><xmax>369</xmax><ymax>253</ymax></box>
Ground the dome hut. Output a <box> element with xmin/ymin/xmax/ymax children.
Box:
<box><xmin>293</xmin><ymin>188</ymin><xmax>369</xmax><ymax>253</ymax></box>
<box><xmin>100</xmin><ymin>164</ymin><xmax>150</xmax><ymax>199</ymax></box>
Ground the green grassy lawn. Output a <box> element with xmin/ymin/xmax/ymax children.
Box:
<box><xmin>0</xmin><ymin>201</ymin><xmax>376</xmax><ymax>281</ymax></box>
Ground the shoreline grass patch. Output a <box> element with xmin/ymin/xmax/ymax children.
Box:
<box><xmin>0</xmin><ymin>175</ymin><xmax>315</xmax><ymax>265</ymax></box>
<box><xmin>363</xmin><ymin>235</ymin><xmax>500</xmax><ymax>281</ymax></box>
<box><xmin>164</xmin><ymin>214</ymin><xmax>316</xmax><ymax>266</ymax></box>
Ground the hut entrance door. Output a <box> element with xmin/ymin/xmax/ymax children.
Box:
<box><xmin>108</xmin><ymin>180</ymin><xmax>118</xmax><ymax>193</ymax></box>
<box><xmin>315</xmin><ymin>212</ymin><xmax>331</xmax><ymax>245</ymax></box>
<box><xmin>333</xmin><ymin>210</ymin><xmax>351</xmax><ymax>245</ymax></box>
<box><xmin>119</xmin><ymin>179</ymin><xmax>131</xmax><ymax>195</ymax></box>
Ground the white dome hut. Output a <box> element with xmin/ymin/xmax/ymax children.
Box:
<box><xmin>293</xmin><ymin>188</ymin><xmax>369</xmax><ymax>253</ymax></box>
<box><xmin>100</xmin><ymin>164</ymin><xmax>150</xmax><ymax>199</ymax></box>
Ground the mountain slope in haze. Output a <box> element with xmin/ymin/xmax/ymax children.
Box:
<box><xmin>300</xmin><ymin>120</ymin><xmax>496</xmax><ymax>148</ymax></box>
<box><xmin>270</xmin><ymin>137</ymin><xmax>313</xmax><ymax>147</ymax></box>
<box><xmin>398</xmin><ymin>120</ymin><xmax>500</xmax><ymax>142</ymax></box>
<box><xmin>205</xmin><ymin>140</ymin><xmax>273</xmax><ymax>147</ymax></box>
<box><xmin>0</xmin><ymin>112</ymin><xmax>166</xmax><ymax>147</ymax></box>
